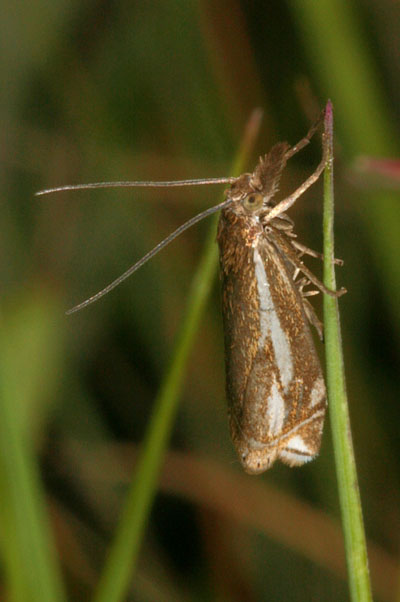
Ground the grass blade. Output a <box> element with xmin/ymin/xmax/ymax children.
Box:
<box><xmin>323</xmin><ymin>102</ymin><xmax>372</xmax><ymax>602</ymax></box>
<box><xmin>0</xmin><ymin>293</ymin><xmax>67</xmax><ymax>602</ymax></box>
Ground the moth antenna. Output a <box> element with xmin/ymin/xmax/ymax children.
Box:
<box><xmin>36</xmin><ymin>177</ymin><xmax>236</xmax><ymax>196</ymax></box>
<box><xmin>66</xmin><ymin>197</ymin><xmax>233</xmax><ymax>314</ymax></box>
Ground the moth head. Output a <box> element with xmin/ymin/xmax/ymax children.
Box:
<box><xmin>226</xmin><ymin>174</ymin><xmax>268</xmax><ymax>216</ymax></box>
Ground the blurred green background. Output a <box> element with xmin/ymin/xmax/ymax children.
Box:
<box><xmin>1</xmin><ymin>1</ymin><xmax>399</xmax><ymax>601</ymax></box>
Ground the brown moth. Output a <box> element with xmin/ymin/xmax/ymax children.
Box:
<box><xmin>36</xmin><ymin>105</ymin><xmax>345</xmax><ymax>475</ymax></box>
<box><xmin>217</xmin><ymin>119</ymin><xmax>345</xmax><ymax>474</ymax></box>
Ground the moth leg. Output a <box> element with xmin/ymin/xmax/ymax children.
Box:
<box><xmin>292</xmin><ymin>240</ymin><xmax>344</xmax><ymax>266</ymax></box>
<box><xmin>291</xmin><ymin>254</ymin><xmax>346</xmax><ymax>298</ymax></box>
<box><xmin>293</xmin><ymin>267</ymin><xmax>301</xmax><ymax>281</ymax></box>
<box><xmin>284</xmin><ymin>110</ymin><xmax>324</xmax><ymax>161</ymax></box>
<box><xmin>292</xmin><ymin>251</ymin><xmax>309</xmax><ymax>281</ymax></box>
<box><xmin>297</xmin><ymin>278</ymin><xmax>322</xmax><ymax>337</ymax></box>
<box><xmin>273</xmin><ymin>231</ymin><xmax>346</xmax><ymax>298</ymax></box>
<box><xmin>264</xmin><ymin>106</ymin><xmax>332</xmax><ymax>224</ymax></box>
<box><xmin>265</xmin><ymin>139</ymin><xmax>328</xmax><ymax>223</ymax></box>
<box><xmin>295</xmin><ymin>276</ymin><xmax>324</xmax><ymax>339</ymax></box>
<box><xmin>296</xmin><ymin>276</ymin><xmax>319</xmax><ymax>297</ymax></box>
<box><xmin>302</xmin><ymin>298</ymin><xmax>324</xmax><ymax>340</ymax></box>
<box><xmin>302</xmin><ymin>291</ymin><xmax>319</xmax><ymax>297</ymax></box>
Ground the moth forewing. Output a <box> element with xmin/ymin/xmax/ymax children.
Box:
<box><xmin>217</xmin><ymin>207</ymin><xmax>326</xmax><ymax>474</ymax></box>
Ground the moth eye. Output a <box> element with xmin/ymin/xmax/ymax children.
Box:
<box><xmin>242</xmin><ymin>192</ymin><xmax>264</xmax><ymax>212</ymax></box>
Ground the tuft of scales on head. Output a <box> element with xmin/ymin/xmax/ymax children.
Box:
<box><xmin>225</xmin><ymin>142</ymin><xmax>291</xmax><ymax>211</ymax></box>
<box><xmin>249</xmin><ymin>142</ymin><xmax>290</xmax><ymax>201</ymax></box>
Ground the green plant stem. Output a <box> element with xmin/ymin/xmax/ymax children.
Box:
<box><xmin>93</xmin><ymin>110</ymin><xmax>263</xmax><ymax>602</ymax></box>
<box><xmin>0</xmin><ymin>295</ymin><xmax>67</xmax><ymax>602</ymax></box>
<box><xmin>323</xmin><ymin>103</ymin><xmax>372</xmax><ymax>602</ymax></box>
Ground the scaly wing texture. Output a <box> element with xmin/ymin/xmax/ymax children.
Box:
<box><xmin>218</xmin><ymin>209</ymin><xmax>326</xmax><ymax>472</ymax></box>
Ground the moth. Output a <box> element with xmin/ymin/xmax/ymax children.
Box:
<box><xmin>37</xmin><ymin>105</ymin><xmax>345</xmax><ymax>474</ymax></box>
<box><xmin>217</xmin><ymin>114</ymin><xmax>346</xmax><ymax>474</ymax></box>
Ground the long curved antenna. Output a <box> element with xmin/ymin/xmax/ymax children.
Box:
<box><xmin>66</xmin><ymin>197</ymin><xmax>233</xmax><ymax>314</ymax></box>
<box><xmin>36</xmin><ymin>177</ymin><xmax>236</xmax><ymax>196</ymax></box>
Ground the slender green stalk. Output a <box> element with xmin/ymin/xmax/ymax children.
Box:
<box><xmin>0</xmin><ymin>295</ymin><xmax>67</xmax><ymax>602</ymax></box>
<box><xmin>93</xmin><ymin>110</ymin><xmax>263</xmax><ymax>602</ymax></box>
<box><xmin>323</xmin><ymin>102</ymin><xmax>372</xmax><ymax>602</ymax></box>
